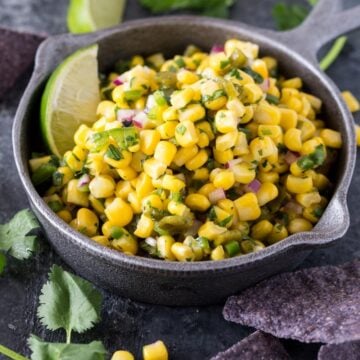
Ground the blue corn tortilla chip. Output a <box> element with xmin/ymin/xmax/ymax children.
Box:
<box><xmin>318</xmin><ymin>342</ymin><xmax>360</xmax><ymax>360</ymax></box>
<box><xmin>210</xmin><ymin>331</ymin><xmax>290</xmax><ymax>360</ymax></box>
<box><xmin>0</xmin><ymin>27</ymin><xmax>46</xmax><ymax>99</ymax></box>
<box><xmin>224</xmin><ymin>259</ymin><xmax>360</xmax><ymax>344</ymax></box>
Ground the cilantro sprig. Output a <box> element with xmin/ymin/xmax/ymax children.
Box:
<box><xmin>0</xmin><ymin>209</ymin><xmax>40</xmax><ymax>274</ymax></box>
<box><xmin>272</xmin><ymin>0</ymin><xmax>347</xmax><ymax>71</ymax></box>
<box><xmin>0</xmin><ymin>265</ymin><xmax>107</xmax><ymax>360</ymax></box>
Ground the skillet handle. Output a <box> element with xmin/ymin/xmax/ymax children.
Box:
<box><xmin>267</xmin><ymin>0</ymin><xmax>360</xmax><ymax>66</ymax></box>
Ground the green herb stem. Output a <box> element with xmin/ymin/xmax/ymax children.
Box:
<box><xmin>0</xmin><ymin>344</ymin><xmax>29</xmax><ymax>360</ymax></box>
<box><xmin>66</xmin><ymin>328</ymin><xmax>72</xmax><ymax>344</ymax></box>
<box><xmin>319</xmin><ymin>36</ymin><xmax>347</xmax><ymax>71</ymax></box>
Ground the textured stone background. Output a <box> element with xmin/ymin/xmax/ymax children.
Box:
<box><xmin>0</xmin><ymin>0</ymin><xmax>359</xmax><ymax>359</ymax></box>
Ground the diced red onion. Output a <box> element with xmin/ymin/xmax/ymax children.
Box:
<box><xmin>260</xmin><ymin>78</ymin><xmax>270</xmax><ymax>92</ymax></box>
<box><xmin>133</xmin><ymin>111</ymin><xmax>147</xmax><ymax>128</ymax></box>
<box><xmin>226</xmin><ymin>158</ymin><xmax>243</xmax><ymax>169</ymax></box>
<box><xmin>78</xmin><ymin>174</ymin><xmax>90</xmax><ymax>187</ymax></box>
<box><xmin>112</xmin><ymin>77</ymin><xmax>124</xmax><ymax>86</ymax></box>
<box><xmin>246</xmin><ymin>179</ymin><xmax>262</xmax><ymax>193</ymax></box>
<box><xmin>117</xmin><ymin>109</ymin><xmax>137</xmax><ymax>124</ymax></box>
<box><xmin>211</xmin><ymin>44</ymin><xmax>224</xmax><ymax>53</ymax></box>
<box><xmin>145</xmin><ymin>237</ymin><xmax>157</xmax><ymax>247</ymax></box>
<box><xmin>284</xmin><ymin>151</ymin><xmax>300</xmax><ymax>165</ymax></box>
<box><xmin>208</xmin><ymin>188</ymin><xmax>226</xmax><ymax>204</ymax></box>
<box><xmin>284</xmin><ymin>201</ymin><xmax>303</xmax><ymax>215</ymax></box>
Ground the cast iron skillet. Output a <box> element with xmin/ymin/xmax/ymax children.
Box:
<box><xmin>13</xmin><ymin>0</ymin><xmax>359</xmax><ymax>305</ymax></box>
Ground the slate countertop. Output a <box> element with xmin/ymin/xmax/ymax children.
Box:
<box><xmin>0</xmin><ymin>0</ymin><xmax>359</xmax><ymax>359</ymax></box>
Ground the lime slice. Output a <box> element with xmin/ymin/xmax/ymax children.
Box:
<box><xmin>67</xmin><ymin>0</ymin><xmax>126</xmax><ymax>34</ymax></box>
<box><xmin>40</xmin><ymin>44</ymin><xmax>100</xmax><ymax>157</ymax></box>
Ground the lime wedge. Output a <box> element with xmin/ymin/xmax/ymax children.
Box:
<box><xmin>40</xmin><ymin>44</ymin><xmax>100</xmax><ymax>157</ymax></box>
<box><xmin>67</xmin><ymin>0</ymin><xmax>126</xmax><ymax>34</ymax></box>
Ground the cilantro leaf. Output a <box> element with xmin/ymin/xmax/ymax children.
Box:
<box><xmin>29</xmin><ymin>336</ymin><xmax>106</xmax><ymax>360</ymax></box>
<box><xmin>0</xmin><ymin>253</ymin><xmax>6</xmax><ymax>275</ymax></box>
<box><xmin>0</xmin><ymin>209</ymin><xmax>40</xmax><ymax>260</ymax></box>
<box><xmin>139</xmin><ymin>0</ymin><xmax>235</xmax><ymax>18</ymax></box>
<box><xmin>272</xmin><ymin>3</ymin><xmax>309</xmax><ymax>31</ymax></box>
<box><xmin>37</xmin><ymin>265</ymin><xmax>102</xmax><ymax>342</ymax></box>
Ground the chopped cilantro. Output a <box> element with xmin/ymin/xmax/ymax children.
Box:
<box><xmin>266</xmin><ymin>94</ymin><xmax>280</xmax><ymax>105</ymax></box>
<box><xmin>241</xmin><ymin>66</ymin><xmax>264</xmax><ymax>84</ymax></box>
<box><xmin>106</xmin><ymin>144</ymin><xmax>123</xmax><ymax>161</ymax></box>
<box><xmin>220</xmin><ymin>59</ymin><xmax>230</xmax><ymax>69</ymax></box>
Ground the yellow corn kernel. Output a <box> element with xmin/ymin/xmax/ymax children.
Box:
<box><xmin>136</xmin><ymin>173</ymin><xmax>154</xmax><ymax>199</ymax></box>
<box><xmin>197</xmin><ymin>121</ymin><xmax>215</xmax><ymax>140</ymax></box>
<box><xmin>342</xmin><ymin>91</ymin><xmax>359</xmax><ymax>112</ymax></box>
<box><xmin>197</xmin><ymin>132</ymin><xmax>209</xmax><ymax>148</ymax></box>
<box><xmin>172</xmin><ymin>146</ymin><xmax>197</xmax><ymax>167</ymax></box>
<box><xmin>154</xmin><ymin>141</ymin><xmax>177</xmax><ymax>166</ymax></box>
<box><xmin>254</xmin><ymin>101</ymin><xmax>281</xmax><ymax>125</ymax></box>
<box><xmin>185</xmin><ymin>193</ymin><xmax>211</xmax><ymax>212</ymax></box>
<box><xmin>225</xmin><ymin>39</ymin><xmax>259</xmax><ymax>59</ymax></box>
<box><xmin>284</xmin><ymin>128</ymin><xmax>302</xmax><ymax>152</ymax></box>
<box><xmin>193</xmin><ymin>168</ymin><xmax>209</xmax><ymax>181</ymax></box>
<box><xmin>76</xmin><ymin>208</ymin><xmax>99</xmax><ymax>237</ymax></box>
<box><xmin>115</xmin><ymin>181</ymin><xmax>133</xmax><ymax>200</ymax></box>
<box><xmin>226</xmin><ymin>98</ymin><xmax>245</xmax><ymax>117</ymax></box>
<box><xmin>185</xmin><ymin>150</ymin><xmax>208</xmax><ymax>171</ymax></box>
<box><xmin>288</xmin><ymin>218</ymin><xmax>313</xmax><ymax>234</ymax></box>
<box><xmin>258</xmin><ymin>171</ymin><xmax>279</xmax><ymax>183</ymax></box>
<box><xmin>356</xmin><ymin>125</ymin><xmax>360</xmax><ymax>146</ymax></box>
<box><xmin>198</xmin><ymin>183</ymin><xmax>217</xmax><ymax>197</ymax></box>
<box><xmin>162</xmin><ymin>106</ymin><xmax>178</xmax><ymax>122</ymax></box>
<box><xmin>57</xmin><ymin>209</ymin><xmax>72</xmax><ymax>223</ymax></box>
<box><xmin>234</xmin><ymin>193</ymin><xmax>261</xmax><ymax>221</ymax></box>
<box><xmin>216</xmin><ymin>131</ymin><xmax>238</xmax><ymax>151</ymax></box>
<box><xmin>267</xmin><ymin>223</ymin><xmax>288</xmax><ymax>244</ymax></box>
<box><xmin>296</xmin><ymin>191</ymin><xmax>321</xmax><ymax>208</ymax></box>
<box><xmin>104</xmin><ymin>149</ymin><xmax>132</xmax><ymax>169</ymax></box>
<box><xmin>233</xmin><ymin>132</ymin><xmax>249</xmax><ymax>156</ymax></box>
<box><xmin>302</xmin><ymin>93</ymin><xmax>322</xmax><ymax>113</ymax></box>
<box><xmin>177</xmin><ymin>69</ymin><xmax>199</xmax><ymax>84</ymax></box>
<box><xmin>217</xmin><ymin>198</ymin><xmax>235</xmax><ymax>213</ymax></box>
<box><xmin>130</xmin><ymin>55</ymin><xmax>144</xmax><ymax>67</ymax></box>
<box><xmin>157</xmin><ymin>121</ymin><xmax>178</xmax><ymax>139</ymax></box>
<box><xmin>134</xmin><ymin>214</ymin><xmax>154</xmax><ymax>238</ymax></box>
<box><xmin>55</xmin><ymin>166</ymin><xmax>73</xmax><ymax>186</ymax></box>
<box><xmin>170</xmin><ymin>88</ymin><xmax>194</xmax><ymax>109</ymax></box>
<box><xmin>238</xmin><ymin>105</ymin><xmax>254</xmax><ymax>125</ymax></box>
<box><xmin>251</xmin><ymin>220</ymin><xmax>273</xmax><ymax>240</ymax></box>
<box><xmin>252</xmin><ymin>59</ymin><xmax>268</xmax><ymax>79</ymax></box>
<box><xmin>313</xmin><ymin>173</ymin><xmax>330</xmax><ymax>190</ymax></box>
<box><xmin>161</xmin><ymin>174</ymin><xmax>186</xmax><ymax>192</ymax></box>
<box><xmin>258</xmin><ymin>125</ymin><xmax>283</xmax><ymax>143</ymax></box>
<box><xmin>96</xmin><ymin>100</ymin><xmax>117</xmax><ymax>121</ymax></box>
<box><xmin>242</xmin><ymin>83</ymin><xmax>263</xmax><ymax>104</ymax></box>
<box><xmin>142</xmin><ymin>158</ymin><xmax>166</xmax><ymax>179</ymax></box>
<box><xmin>249</xmin><ymin>136</ymin><xmax>276</xmax><ymax>161</ymax></box>
<box><xmin>215</xmin><ymin>110</ymin><xmax>238</xmax><ymax>133</ymax></box>
<box><xmin>112</xmin><ymin>234</ymin><xmax>138</xmax><ymax>255</ymax></box>
<box><xmin>89</xmin><ymin>175</ymin><xmax>115</xmax><ymax>199</ymax></box>
<box><xmin>179</xmin><ymin>103</ymin><xmax>205</xmax><ymax>123</ymax></box>
<box><xmin>282</xmin><ymin>77</ymin><xmax>302</xmax><ymax>89</ymax></box>
<box><xmin>89</xmin><ymin>195</ymin><xmax>105</xmax><ymax>215</ymax></box>
<box><xmin>320</xmin><ymin>129</ymin><xmax>342</xmax><ymax>149</ymax></box>
<box><xmin>213</xmin><ymin>148</ymin><xmax>233</xmax><ymax>164</ymax></box>
<box><xmin>67</xmin><ymin>179</ymin><xmax>89</xmax><ymax>207</ymax></box>
<box><xmin>213</xmin><ymin>170</ymin><xmax>235</xmax><ymax>190</ymax></box>
<box><xmin>64</xmin><ymin>148</ymin><xmax>86</xmax><ymax>172</ymax></box>
<box><xmin>256</xmin><ymin>182</ymin><xmax>279</xmax><ymax>206</ymax></box>
<box><xmin>167</xmin><ymin>200</ymin><xmax>189</xmax><ymax>217</ymax></box>
<box><xmin>105</xmin><ymin>197</ymin><xmax>133</xmax><ymax>227</ymax></box>
<box><xmin>201</xmin><ymin>82</ymin><xmax>227</xmax><ymax>111</ymax></box>
<box><xmin>111</xmin><ymin>350</ymin><xmax>135</xmax><ymax>360</ymax></box>
<box><xmin>211</xmin><ymin>245</ymin><xmax>225</xmax><ymax>261</ymax></box>
<box><xmin>231</xmin><ymin>163</ymin><xmax>256</xmax><ymax>184</ymax></box>
<box><xmin>198</xmin><ymin>221</ymin><xmax>227</xmax><ymax>240</ymax></box>
<box><xmin>290</xmin><ymin>161</ymin><xmax>304</xmax><ymax>177</ymax></box>
<box><xmin>286</xmin><ymin>175</ymin><xmax>313</xmax><ymax>194</ymax></box>
<box><xmin>175</xmin><ymin>120</ymin><xmax>199</xmax><ymax>147</ymax></box>
<box><xmin>92</xmin><ymin>235</ymin><xmax>111</xmax><ymax>247</ymax></box>
<box><xmin>301</xmin><ymin>138</ymin><xmax>325</xmax><ymax>156</ymax></box>
<box><xmin>142</xmin><ymin>193</ymin><xmax>163</xmax><ymax>212</ymax></box>
<box><xmin>279</xmin><ymin>108</ymin><xmax>298</xmax><ymax>130</ymax></box>
<box><xmin>298</xmin><ymin>117</ymin><xmax>316</xmax><ymax>141</ymax></box>
<box><xmin>101</xmin><ymin>221</ymin><xmax>113</xmax><ymax>237</ymax></box>
<box><xmin>140</xmin><ymin>130</ymin><xmax>161</xmax><ymax>156</ymax></box>
<box><xmin>157</xmin><ymin>236</ymin><xmax>176</xmax><ymax>260</ymax></box>
<box><xmin>127</xmin><ymin>191</ymin><xmax>142</xmax><ymax>214</ymax></box>
<box><xmin>74</xmin><ymin>124</ymin><xmax>91</xmax><ymax>146</ymax></box>
<box><xmin>262</xmin><ymin>56</ymin><xmax>277</xmax><ymax>72</ymax></box>
<box><xmin>171</xmin><ymin>243</ymin><xmax>194</xmax><ymax>262</ymax></box>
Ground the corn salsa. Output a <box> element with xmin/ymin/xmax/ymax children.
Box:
<box><xmin>30</xmin><ymin>39</ymin><xmax>342</xmax><ymax>262</ymax></box>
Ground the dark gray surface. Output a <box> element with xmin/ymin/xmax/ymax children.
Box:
<box><xmin>0</xmin><ymin>0</ymin><xmax>359</xmax><ymax>358</ymax></box>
